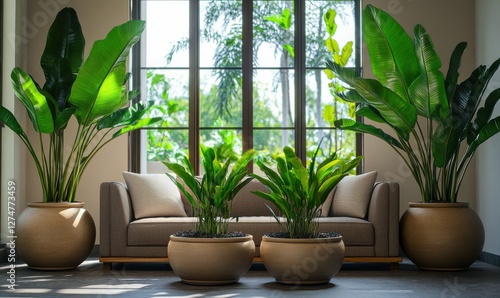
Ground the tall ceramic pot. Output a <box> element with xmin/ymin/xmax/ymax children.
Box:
<box><xmin>260</xmin><ymin>235</ymin><xmax>345</xmax><ymax>285</ymax></box>
<box><xmin>400</xmin><ymin>202</ymin><xmax>484</xmax><ymax>271</ymax></box>
<box><xmin>16</xmin><ymin>202</ymin><xmax>96</xmax><ymax>270</ymax></box>
<box><xmin>168</xmin><ymin>234</ymin><xmax>255</xmax><ymax>285</ymax></box>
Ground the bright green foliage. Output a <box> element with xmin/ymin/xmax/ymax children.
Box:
<box><xmin>0</xmin><ymin>8</ymin><xmax>160</xmax><ymax>202</ymax></box>
<box><xmin>326</xmin><ymin>4</ymin><xmax>500</xmax><ymax>203</ymax></box>
<box><xmin>163</xmin><ymin>146</ymin><xmax>256</xmax><ymax>236</ymax></box>
<box><xmin>251</xmin><ymin>141</ymin><xmax>362</xmax><ymax>238</ymax></box>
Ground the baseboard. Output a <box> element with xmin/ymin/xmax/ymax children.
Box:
<box><xmin>479</xmin><ymin>251</ymin><xmax>500</xmax><ymax>267</ymax></box>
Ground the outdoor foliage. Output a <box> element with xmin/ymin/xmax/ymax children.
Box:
<box><xmin>143</xmin><ymin>1</ymin><xmax>358</xmax><ymax>167</ymax></box>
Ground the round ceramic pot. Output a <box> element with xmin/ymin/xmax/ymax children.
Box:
<box><xmin>260</xmin><ymin>235</ymin><xmax>345</xmax><ymax>285</ymax></box>
<box><xmin>16</xmin><ymin>202</ymin><xmax>96</xmax><ymax>270</ymax></box>
<box><xmin>400</xmin><ymin>202</ymin><xmax>485</xmax><ymax>271</ymax></box>
<box><xmin>168</xmin><ymin>234</ymin><xmax>255</xmax><ymax>285</ymax></box>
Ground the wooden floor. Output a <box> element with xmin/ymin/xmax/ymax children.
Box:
<box><xmin>99</xmin><ymin>256</ymin><xmax>403</xmax><ymax>272</ymax></box>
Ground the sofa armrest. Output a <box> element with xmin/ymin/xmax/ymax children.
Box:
<box><xmin>367</xmin><ymin>182</ymin><xmax>400</xmax><ymax>257</ymax></box>
<box><xmin>100</xmin><ymin>182</ymin><xmax>134</xmax><ymax>257</ymax></box>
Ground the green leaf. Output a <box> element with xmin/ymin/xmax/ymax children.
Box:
<box><xmin>0</xmin><ymin>106</ymin><xmax>26</xmax><ymax>136</ymax></box>
<box><xmin>69</xmin><ymin>20</ymin><xmax>146</xmax><ymax>125</ymax></box>
<box><xmin>326</xmin><ymin>60</ymin><xmax>418</xmax><ymax>139</ymax></box>
<box><xmin>409</xmin><ymin>25</ymin><xmax>447</xmax><ymax>117</ymax></box>
<box><xmin>432</xmin><ymin>117</ymin><xmax>461</xmax><ymax>167</ymax></box>
<box><xmin>112</xmin><ymin>117</ymin><xmax>162</xmax><ymax>138</ymax></box>
<box><xmin>469</xmin><ymin>88</ymin><xmax>500</xmax><ymax>144</ymax></box>
<box><xmin>340</xmin><ymin>41</ymin><xmax>353</xmax><ymax>66</ymax></box>
<box><xmin>465</xmin><ymin>116</ymin><xmax>500</xmax><ymax>160</ymax></box>
<box><xmin>98</xmin><ymin>101</ymin><xmax>157</xmax><ymax>130</ymax></box>
<box><xmin>324</xmin><ymin>8</ymin><xmax>337</xmax><ymax>36</ymax></box>
<box><xmin>445</xmin><ymin>42</ymin><xmax>467</xmax><ymax>104</ymax></box>
<box><xmin>40</xmin><ymin>7</ymin><xmax>84</xmax><ymax>78</ymax></box>
<box><xmin>362</xmin><ymin>4</ymin><xmax>420</xmax><ymax>102</ymax></box>
<box><xmin>11</xmin><ymin>67</ymin><xmax>54</xmax><ymax>133</ymax></box>
<box><xmin>334</xmin><ymin>118</ymin><xmax>403</xmax><ymax>149</ymax></box>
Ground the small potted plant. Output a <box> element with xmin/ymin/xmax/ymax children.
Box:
<box><xmin>250</xmin><ymin>141</ymin><xmax>362</xmax><ymax>284</ymax></box>
<box><xmin>325</xmin><ymin>4</ymin><xmax>500</xmax><ymax>270</ymax></box>
<box><xmin>163</xmin><ymin>145</ymin><xmax>256</xmax><ymax>285</ymax></box>
<box><xmin>0</xmin><ymin>8</ymin><xmax>159</xmax><ymax>270</ymax></box>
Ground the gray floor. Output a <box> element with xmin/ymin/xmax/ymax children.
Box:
<box><xmin>0</xmin><ymin>258</ymin><xmax>499</xmax><ymax>297</ymax></box>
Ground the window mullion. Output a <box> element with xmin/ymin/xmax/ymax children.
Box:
<box><xmin>190</xmin><ymin>0</ymin><xmax>200</xmax><ymax>174</ymax></box>
<box><xmin>294</xmin><ymin>0</ymin><xmax>307</xmax><ymax>164</ymax></box>
<box><xmin>242</xmin><ymin>0</ymin><xmax>253</xmax><ymax>171</ymax></box>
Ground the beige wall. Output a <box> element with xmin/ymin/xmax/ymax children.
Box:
<box><xmin>23</xmin><ymin>0</ymin><xmax>130</xmax><ymax>244</ymax></box>
<box><xmin>9</xmin><ymin>0</ymin><xmax>483</xmax><ymax>247</ymax></box>
<box><xmin>363</xmin><ymin>0</ymin><xmax>477</xmax><ymax>215</ymax></box>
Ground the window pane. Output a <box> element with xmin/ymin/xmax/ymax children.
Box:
<box><xmin>304</xmin><ymin>69</ymin><xmax>354</xmax><ymax>128</ymax></box>
<box><xmin>254</xmin><ymin>0</ymin><xmax>294</xmax><ymax>68</ymax></box>
<box><xmin>147</xmin><ymin>129</ymin><xmax>189</xmax><ymax>162</ymax></box>
<box><xmin>143</xmin><ymin>69</ymin><xmax>189</xmax><ymax>128</ymax></box>
<box><xmin>306</xmin><ymin>128</ymin><xmax>356</xmax><ymax>161</ymax></box>
<box><xmin>200</xmin><ymin>69</ymin><xmax>242</xmax><ymax>128</ymax></box>
<box><xmin>253</xmin><ymin>69</ymin><xmax>295</xmax><ymax>128</ymax></box>
<box><xmin>142</xmin><ymin>0</ymin><xmax>189</xmax><ymax>67</ymax></box>
<box><xmin>200</xmin><ymin>129</ymin><xmax>242</xmax><ymax>159</ymax></box>
<box><xmin>200</xmin><ymin>0</ymin><xmax>242</xmax><ymax>68</ymax></box>
<box><xmin>305</xmin><ymin>0</ymin><xmax>356</xmax><ymax>68</ymax></box>
<box><xmin>253</xmin><ymin>128</ymin><xmax>294</xmax><ymax>173</ymax></box>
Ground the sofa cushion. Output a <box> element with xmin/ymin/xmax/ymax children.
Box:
<box><xmin>331</xmin><ymin>171</ymin><xmax>378</xmax><ymax>219</ymax></box>
<box><xmin>123</xmin><ymin>172</ymin><xmax>187</xmax><ymax>219</ymax></box>
<box><xmin>231</xmin><ymin>179</ymin><xmax>281</xmax><ymax>217</ymax></box>
<box><xmin>129</xmin><ymin>217</ymin><xmax>197</xmax><ymax>246</ymax></box>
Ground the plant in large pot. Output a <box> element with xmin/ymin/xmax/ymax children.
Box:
<box><xmin>250</xmin><ymin>142</ymin><xmax>362</xmax><ymax>284</ymax></box>
<box><xmin>325</xmin><ymin>4</ymin><xmax>500</xmax><ymax>270</ymax></box>
<box><xmin>0</xmin><ymin>8</ymin><xmax>158</xmax><ymax>270</ymax></box>
<box><xmin>163</xmin><ymin>145</ymin><xmax>256</xmax><ymax>285</ymax></box>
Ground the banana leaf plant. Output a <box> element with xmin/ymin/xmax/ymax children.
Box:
<box><xmin>0</xmin><ymin>8</ymin><xmax>160</xmax><ymax>203</ymax></box>
<box><xmin>325</xmin><ymin>4</ymin><xmax>500</xmax><ymax>203</ymax></box>
<box><xmin>251</xmin><ymin>141</ymin><xmax>362</xmax><ymax>238</ymax></box>
<box><xmin>163</xmin><ymin>145</ymin><xmax>256</xmax><ymax>236</ymax></box>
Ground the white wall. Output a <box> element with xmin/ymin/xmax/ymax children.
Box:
<box><xmin>475</xmin><ymin>0</ymin><xmax>500</xmax><ymax>256</ymax></box>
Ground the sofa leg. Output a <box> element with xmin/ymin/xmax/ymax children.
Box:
<box><xmin>103</xmin><ymin>262</ymin><xmax>112</xmax><ymax>272</ymax></box>
<box><xmin>390</xmin><ymin>262</ymin><xmax>399</xmax><ymax>271</ymax></box>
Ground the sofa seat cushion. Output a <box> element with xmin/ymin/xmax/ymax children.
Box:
<box><xmin>317</xmin><ymin>217</ymin><xmax>374</xmax><ymax>246</ymax></box>
<box><xmin>128</xmin><ymin>217</ymin><xmax>197</xmax><ymax>246</ymax></box>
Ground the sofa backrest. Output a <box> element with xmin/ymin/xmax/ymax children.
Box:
<box><xmin>230</xmin><ymin>179</ymin><xmax>280</xmax><ymax>217</ymax></box>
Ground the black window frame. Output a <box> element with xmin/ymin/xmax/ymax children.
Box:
<box><xmin>129</xmin><ymin>0</ymin><xmax>362</xmax><ymax>174</ymax></box>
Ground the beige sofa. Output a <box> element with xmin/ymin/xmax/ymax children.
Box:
<box><xmin>99</xmin><ymin>172</ymin><xmax>401</xmax><ymax>271</ymax></box>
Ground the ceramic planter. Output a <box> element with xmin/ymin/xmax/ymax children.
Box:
<box><xmin>16</xmin><ymin>202</ymin><xmax>96</xmax><ymax>270</ymax></box>
<box><xmin>260</xmin><ymin>235</ymin><xmax>345</xmax><ymax>285</ymax></box>
<box><xmin>400</xmin><ymin>202</ymin><xmax>485</xmax><ymax>271</ymax></box>
<box><xmin>168</xmin><ymin>234</ymin><xmax>255</xmax><ymax>285</ymax></box>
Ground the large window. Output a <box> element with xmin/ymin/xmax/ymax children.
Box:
<box><xmin>131</xmin><ymin>0</ymin><xmax>361</xmax><ymax>174</ymax></box>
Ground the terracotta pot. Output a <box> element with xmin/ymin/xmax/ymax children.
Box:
<box><xmin>260</xmin><ymin>235</ymin><xmax>345</xmax><ymax>285</ymax></box>
<box><xmin>16</xmin><ymin>202</ymin><xmax>96</xmax><ymax>270</ymax></box>
<box><xmin>400</xmin><ymin>202</ymin><xmax>485</xmax><ymax>271</ymax></box>
<box><xmin>168</xmin><ymin>234</ymin><xmax>255</xmax><ymax>285</ymax></box>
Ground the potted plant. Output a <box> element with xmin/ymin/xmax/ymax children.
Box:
<box><xmin>325</xmin><ymin>4</ymin><xmax>500</xmax><ymax>270</ymax></box>
<box><xmin>0</xmin><ymin>8</ymin><xmax>159</xmax><ymax>270</ymax></box>
<box><xmin>163</xmin><ymin>145</ymin><xmax>256</xmax><ymax>285</ymax></box>
<box><xmin>250</xmin><ymin>141</ymin><xmax>362</xmax><ymax>284</ymax></box>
